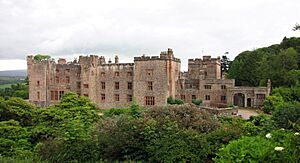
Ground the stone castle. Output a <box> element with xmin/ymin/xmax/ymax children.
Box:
<box><xmin>27</xmin><ymin>48</ymin><xmax>271</xmax><ymax>109</ymax></box>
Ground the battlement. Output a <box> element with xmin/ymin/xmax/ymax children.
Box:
<box><xmin>188</xmin><ymin>56</ymin><xmax>220</xmax><ymax>64</ymax></box>
<box><xmin>134</xmin><ymin>48</ymin><xmax>180</xmax><ymax>62</ymax></box>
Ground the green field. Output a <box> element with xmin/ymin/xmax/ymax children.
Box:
<box><xmin>0</xmin><ymin>84</ymin><xmax>12</xmax><ymax>89</ymax></box>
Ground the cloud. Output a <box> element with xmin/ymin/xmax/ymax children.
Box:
<box><xmin>0</xmin><ymin>0</ymin><xmax>299</xmax><ymax>70</ymax></box>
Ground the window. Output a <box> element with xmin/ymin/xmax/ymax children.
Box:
<box><xmin>76</xmin><ymin>73</ymin><xmax>80</xmax><ymax>77</ymax></box>
<box><xmin>146</xmin><ymin>69</ymin><xmax>153</xmax><ymax>76</ymax></box>
<box><xmin>147</xmin><ymin>81</ymin><xmax>153</xmax><ymax>90</ymax></box>
<box><xmin>127</xmin><ymin>72</ymin><xmax>133</xmax><ymax>77</ymax></box>
<box><xmin>204</xmin><ymin>85</ymin><xmax>211</xmax><ymax>89</ymax></box>
<box><xmin>128</xmin><ymin>82</ymin><xmax>133</xmax><ymax>90</ymax></box>
<box><xmin>192</xmin><ymin>95</ymin><xmax>196</xmax><ymax>100</ymax></box>
<box><xmin>59</xmin><ymin>91</ymin><xmax>64</xmax><ymax>99</ymax></box>
<box><xmin>37</xmin><ymin>81</ymin><xmax>40</xmax><ymax>86</ymax></box>
<box><xmin>115</xmin><ymin>82</ymin><xmax>119</xmax><ymax>90</ymax></box>
<box><xmin>101</xmin><ymin>72</ymin><xmax>105</xmax><ymax>77</ymax></box>
<box><xmin>66</xmin><ymin>69</ymin><xmax>70</xmax><ymax>73</ymax></box>
<box><xmin>221</xmin><ymin>96</ymin><xmax>226</xmax><ymax>101</ymax></box>
<box><xmin>55</xmin><ymin>76</ymin><xmax>59</xmax><ymax>84</ymax></box>
<box><xmin>66</xmin><ymin>76</ymin><xmax>70</xmax><ymax>83</ymax></box>
<box><xmin>145</xmin><ymin>96</ymin><xmax>155</xmax><ymax>105</ymax></box>
<box><xmin>91</xmin><ymin>71</ymin><xmax>94</xmax><ymax>76</ymax></box>
<box><xmin>115</xmin><ymin>94</ymin><xmax>120</xmax><ymax>101</ymax></box>
<box><xmin>256</xmin><ymin>94</ymin><xmax>265</xmax><ymax>100</ymax></box>
<box><xmin>83</xmin><ymin>94</ymin><xmax>89</xmax><ymax>97</ymax></box>
<box><xmin>221</xmin><ymin>85</ymin><xmax>226</xmax><ymax>89</ymax></box>
<box><xmin>127</xmin><ymin>94</ymin><xmax>132</xmax><ymax>102</ymax></box>
<box><xmin>51</xmin><ymin>91</ymin><xmax>59</xmax><ymax>100</ymax></box>
<box><xmin>83</xmin><ymin>84</ymin><xmax>89</xmax><ymax>88</ymax></box>
<box><xmin>77</xmin><ymin>82</ymin><xmax>81</xmax><ymax>89</ymax></box>
<box><xmin>115</xmin><ymin>72</ymin><xmax>120</xmax><ymax>77</ymax></box>
<box><xmin>181</xmin><ymin>95</ymin><xmax>185</xmax><ymax>100</ymax></box>
<box><xmin>37</xmin><ymin>92</ymin><xmax>40</xmax><ymax>100</ymax></box>
<box><xmin>205</xmin><ymin>95</ymin><xmax>210</xmax><ymax>100</ymax></box>
<box><xmin>204</xmin><ymin>72</ymin><xmax>207</xmax><ymax>76</ymax></box>
<box><xmin>56</xmin><ymin>69</ymin><xmax>59</xmax><ymax>73</ymax></box>
<box><xmin>101</xmin><ymin>82</ymin><xmax>105</xmax><ymax>89</ymax></box>
<box><xmin>101</xmin><ymin>94</ymin><xmax>105</xmax><ymax>101</ymax></box>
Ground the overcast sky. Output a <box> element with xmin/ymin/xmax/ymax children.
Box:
<box><xmin>0</xmin><ymin>0</ymin><xmax>299</xmax><ymax>71</ymax></box>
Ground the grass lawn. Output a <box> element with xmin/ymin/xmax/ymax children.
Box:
<box><xmin>0</xmin><ymin>84</ymin><xmax>12</xmax><ymax>89</ymax></box>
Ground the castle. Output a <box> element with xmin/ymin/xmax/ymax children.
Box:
<box><xmin>27</xmin><ymin>48</ymin><xmax>271</xmax><ymax>109</ymax></box>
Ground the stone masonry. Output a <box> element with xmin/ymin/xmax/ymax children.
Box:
<box><xmin>27</xmin><ymin>48</ymin><xmax>271</xmax><ymax>109</ymax></box>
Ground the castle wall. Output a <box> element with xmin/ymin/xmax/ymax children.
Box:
<box><xmin>27</xmin><ymin>49</ymin><xmax>270</xmax><ymax>109</ymax></box>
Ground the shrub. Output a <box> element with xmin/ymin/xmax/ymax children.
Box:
<box><xmin>263</xmin><ymin>95</ymin><xmax>284</xmax><ymax>113</ymax></box>
<box><xmin>272</xmin><ymin>102</ymin><xmax>300</xmax><ymax>130</ymax></box>
<box><xmin>167</xmin><ymin>96</ymin><xmax>184</xmax><ymax>105</ymax></box>
<box><xmin>144</xmin><ymin>104</ymin><xmax>220</xmax><ymax>133</ymax></box>
<box><xmin>214</xmin><ymin>130</ymin><xmax>300</xmax><ymax>162</ymax></box>
<box><xmin>192</xmin><ymin>99</ymin><xmax>202</xmax><ymax>106</ymax></box>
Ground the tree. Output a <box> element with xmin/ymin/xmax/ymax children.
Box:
<box><xmin>33</xmin><ymin>54</ymin><xmax>51</xmax><ymax>61</ymax></box>
<box><xmin>221</xmin><ymin>55</ymin><xmax>231</xmax><ymax>76</ymax></box>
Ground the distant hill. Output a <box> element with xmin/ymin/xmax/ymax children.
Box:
<box><xmin>0</xmin><ymin>70</ymin><xmax>27</xmax><ymax>77</ymax></box>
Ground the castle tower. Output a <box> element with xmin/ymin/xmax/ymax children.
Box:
<box><xmin>133</xmin><ymin>48</ymin><xmax>181</xmax><ymax>107</ymax></box>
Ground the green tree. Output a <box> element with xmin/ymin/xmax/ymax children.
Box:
<box><xmin>33</xmin><ymin>54</ymin><xmax>51</xmax><ymax>61</ymax></box>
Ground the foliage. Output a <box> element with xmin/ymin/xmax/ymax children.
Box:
<box><xmin>272</xmin><ymin>102</ymin><xmax>300</xmax><ymax>130</ymax></box>
<box><xmin>192</xmin><ymin>99</ymin><xmax>202</xmax><ymax>106</ymax></box>
<box><xmin>263</xmin><ymin>95</ymin><xmax>284</xmax><ymax>113</ymax></box>
<box><xmin>221</xmin><ymin>55</ymin><xmax>231</xmax><ymax>75</ymax></box>
<box><xmin>167</xmin><ymin>96</ymin><xmax>184</xmax><ymax>105</ymax></box>
<box><xmin>33</xmin><ymin>54</ymin><xmax>51</xmax><ymax>61</ymax></box>
<box><xmin>0</xmin><ymin>83</ymin><xmax>28</xmax><ymax>99</ymax></box>
<box><xmin>214</xmin><ymin>130</ymin><xmax>300</xmax><ymax>162</ymax></box>
<box><xmin>228</xmin><ymin>37</ymin><xmax>300</xmax><ymax>87</ymax></box>
<box><xmin>293</xmin><ymin>23</ymin><xmax>300</xmax><ymax>31</ymax></box>
<box><xmin>0</xmin><ymin>97</ymin><xmax>34</xmax><ymax>126</ymax></box>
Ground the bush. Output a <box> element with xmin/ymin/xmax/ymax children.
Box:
<box><xmin>192</xmin><ymin>99</ymin><xmax>202</xmax><ymax>106</ymax></box>
<box><xmin>214</xmin><ymin>130</ymin><xmax>300</xmax><ymax>162</ymax></box>
<box><xmin>263</xmin><ymin>95</ymin><xmax>284</xmax><ymax>113</ymax></box>
<box><xmin>167</xmin><ymin>96</ymin><xmax>184</xmax><ymax>105</ymax></box>
<box><xmin>272</xmin><ymin>102</ymin><xmax>300</xmax><ymax>130</ymax></box>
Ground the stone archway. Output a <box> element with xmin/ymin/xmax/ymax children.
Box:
<box><xmin>233</xmin><ymin>93</ymin><xmax>245</xmax><ymax>107</ymax></box>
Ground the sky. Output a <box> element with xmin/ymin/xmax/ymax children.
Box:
<box><xmin>0</xmin><ymin>0</ymin><xmax>299</xmax><ymax>71</ymax></box>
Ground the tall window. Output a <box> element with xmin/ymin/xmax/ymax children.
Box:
<box><xmin>59</xmin><ymin>91</ymin><xmax>64</xmax><ymax>99</ymax></box>
<box><xmin>101</xmin><ymin>82</ymin><xmax>105</xmax><ymax>89</ymax></box>
<box><xmin>37</xmin><ymin>91</ymin><xmax>40</xmax><ymax>100</ymax></box>
<box><xmin>66</xmin><ymin>76</ymin><xmax>70</xmax><ymax>83</ymax></box>
<box><xmin>77</xmin><ymin>82</ymin><xmax>81</xmax><ymax>89</ymax></box>
<box><xmin>115</xmin><ymin>82</ymin><xmax>119</xmax><ymax>90</ymax></box>
<box><xmin>115</xmin><ymin>72</ymin><xmax>120</xmax><ymax>77</ymax></box>
<box><xmin>204</xmin><ymin>85</ymin><xmax>211</xmax><ymax>89</ymax></box>
<box><xmin>181</xmin><ymin>95</ymin><xmax>185</xmax><ymax>100</ymax></box>
<box><xmin>147</xmin><ymin>81</ymin><xmax>153</xmax><ymax>90</ymax></box>
<box><xmin>128</xmin><ymin>82</ymin><xmax>133</xmax><ymax>90</ymax></box>
<box><xmin>145</xmin><ymin>96</ymin><xmax>155</xmax><ymax>105</ymax></box>
<box><xmin>127</xmin><ymin>94</ymin><xmax>132</xmax><ymax>102</ymax></box>
<box><xmin>115</xmin><ymin>94</ymin><xmax>120</xmax><ymax>101</ymax></box>
<box><xmin>205</xmin><ymin>95</ymin><xmax>210</xmax><ymax>100</ymax></box>
<box><xmin>221</xmin><ymin>85</ymin><xmax>226</xmax><ymax>89</ymax></box>
<box><xmin>101</xmin><ymin>94</ymin><xmax>105</xmax><ymax>101</ymax></box>
<box><xmin>101</xmin><ymin>72</ymin><xmax>105</xmax><ymax>77</ymax></box>
<box><xmin>37</xmin><ymin>81</ymin><xmax>40</xmax><ymax>86</ymax></box>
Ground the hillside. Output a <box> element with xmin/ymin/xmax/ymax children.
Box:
<box><xmin>228</xmin><ymin>37</ymin><xmax>300</xmax><ymax>87</ymax></box>
<box><xmin>0</xmin><ymin>69</ymin><xmax>27</xmax><ymax>77</ymax></box>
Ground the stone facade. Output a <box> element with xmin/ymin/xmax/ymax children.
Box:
<box><xmin>27</xmin><ymin>48</ymin><xmax>270</xmax><ymax>109</ymax></box>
